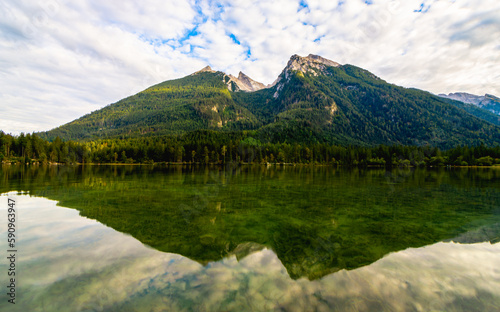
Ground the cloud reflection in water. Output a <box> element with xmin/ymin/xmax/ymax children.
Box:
<box><xmin>1</xmin><ymin>194</ymin><xmax>499</xmax><ymax>312</ymax></box>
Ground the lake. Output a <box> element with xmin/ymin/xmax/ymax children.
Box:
<box><xmin>1</xmin><ymin>165</ymin><xmax>499</xmax><ymax>311</ymax></box>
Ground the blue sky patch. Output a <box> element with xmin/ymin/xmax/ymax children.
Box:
<box><xmin>414</xmin><ymin>3</ymin><xmax>431</xmax><ymax>13</ymax></box>
<box><xmin>314</xmin><ymin>36</ymin><xmax>324</xmax><ymax>43</ymax></box>
<box><xmin>177</xmin><ymin>27</ymin><xmax>200</xmax><ymax>46</ymax></box>
<box><xmin>229</xmin><ymin>33</ymin><xmax>241</xmax><ymax>45</ymax></box>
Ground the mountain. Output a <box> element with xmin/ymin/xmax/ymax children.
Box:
<box><xmin>40</xmin><ymin>69</ymin><xmax>263</xmax><ymax>140</ymax></box>
<box><xmin>40</xmin><ymin>54</ymin><xmax>500</xmax><ymax>148</ymax></box>
<box><xmin>234</xmin><ymin>54</ymin><xmax>500</xmax><ymax>147</ymax></box>
<box><xmin>228</xmin><ymin>72</ymin><xmax>267</xmax><ymax>92</ymax></box>
<box><xmin>437</xmin><ymin>95</ymin><xmax>500</xmax><ymax>127</ymax></box>
<box><xmin>193</xmin><ymin>65</ymin><xmax>266</xmax><ymax>92</ymax></box>
<box><xmin>438</xmin><ymin>92</ymin><xmax>500</xmax><ymax>116</ymax></box>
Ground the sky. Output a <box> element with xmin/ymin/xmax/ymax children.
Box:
<box><xmin>1</xmin><ymin>0</ymin><xmax>499</xmax><ymax>135</ymax></box>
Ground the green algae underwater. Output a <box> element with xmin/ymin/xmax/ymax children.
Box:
<box><xmin>1</xmin><ymin>165</ymin><xmax>499</xmax><ymax>281</ymax></box>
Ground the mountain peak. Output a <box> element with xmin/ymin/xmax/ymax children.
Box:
<box><xmin>272</xmin><ymin>54</ymin><xmax>341</xmax><ymax>98</ymax></box>
<box><xmin>237</xmin><ymin>71</ymin><xmax>247</xmax><ymax>80</ymax></box>
<box><xmin>306</xmin><ymin>54</ymin><xmax>341</xmax><ymax>67</ymax></box>
<box><xmin>439</xmin><ymin>92</ymin><xmax>486</xmax><ymax>106</ymax></box>
<box><xmin>485</xmin><ymin>94</ymin><xmax>500</xmax><ymax>101</ymax></box>
<box><xmin>438</xmin><ymin>92</ymin><xmax>500</xmax><ymax>116</ymax></box>
<box><xmin>192</xmin><ymin>65</ymin><xmax>215</xmax><ymax>75</ymax></box>
<box><xmin>286</xmin><ymin>54</ymin><xmax>341</xmax><ymax>75</ymax></box>
<box><xmin>227</xmin><ymin>72</ymin><xmax>266</xmax><ymax>92</ymax></box>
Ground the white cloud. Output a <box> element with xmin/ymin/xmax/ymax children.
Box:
<box><xmin>0</xmin><ymin>0</ymin><xmax>499</xmax><ymax>134</ymax></box>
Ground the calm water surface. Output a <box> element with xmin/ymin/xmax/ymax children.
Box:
<box><xmin>0</xmin><ymin>165</ymin><xmax>499</xmax><ymax>311</ymax></box>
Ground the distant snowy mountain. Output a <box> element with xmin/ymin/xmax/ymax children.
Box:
<box><xmin>438</xmin><ymin>92</ymin><xmax>500</xmax><ymax>116</ymax></box>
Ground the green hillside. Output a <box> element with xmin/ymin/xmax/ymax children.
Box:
<box><xmin>439</xmin><ymin>97</ymin><xmax>500</xmax><ymax>127</ymax></box>
<box><xmin>235</xmin><ymin>63</ymin><xmax>500</xmax><ymax>148</ymax></box>
<box><xmin>40</xmin><ymin>55</ymin><xmax>500</xmax><ymax>148</ymax></box>
<box><xmin>40</xmin><ymin>71</ymin><xmax>260</xmax><ymax>141</ymax></box>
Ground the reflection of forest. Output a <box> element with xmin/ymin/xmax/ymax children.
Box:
<box><xmin>2</xmin><ymin>165</ymin><xmax>500</xmax><ymax>279</ymax></box>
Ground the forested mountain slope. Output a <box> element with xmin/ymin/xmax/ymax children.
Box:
<box><xmin>40</xmin><ymin>54</ymin><xmax>500</xmax><ymax>148</ymax></box>
<box><xmin>40</xmin><ymin>71</ymin><xmax>261</xmax><ymax>141</ymax></box>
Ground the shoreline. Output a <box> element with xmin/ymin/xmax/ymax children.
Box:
<box><xmin>2</xmin><ymin>161</ymin><xmax>500</xmax><ymax>169</ymax></box>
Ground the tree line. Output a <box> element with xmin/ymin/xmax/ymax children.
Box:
<box><xmin>1</xmin><ymin>130</ymin><xmax>499</xmax><ymax>167</ymax></box>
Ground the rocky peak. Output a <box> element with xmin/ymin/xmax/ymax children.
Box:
<box><xmin>285</xmin><ymin>54</ymin><xmax>340</xmax><ymax>76</ymax></box>
<box><xmin>191</xmin><ymin>65</ymin><xmax>215</xmax><ymax>75</ymax></box>
<box><xmin>227</xmin><ymin>72</ymin><xmax>266</xmax><ymax>92</ymax></box>
<box><xmin>273</xmin><ymin>54</ymin><xmax>341</xmax><ymax>98</ymax></box>
<box><xmin>438</xmin><ymin>92</ymin><xmax>500</xmax><ymax>116</ymax></box>
<box><xmin>190</xmin><ymin>65</ymin><xmax>266</xmax><ymax>92</ymax></box>
<box><xmin>306</xmin><ymin>54</ymin><xmax>341</xmax><ymax>67</ymax></box>
<box><xmin>485</xmin><ymin>94</ymin><xmax>500</xmax><ymax>101</ymax></box>
<box><xmin>438</xmin><ymin>92</ymin><xmax>487</xmax><ymax>106</ymax></box>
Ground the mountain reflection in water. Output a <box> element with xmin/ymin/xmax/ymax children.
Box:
<box><xmin>1</xmin><ymin>165</ymin><xmax>500</xmax><ymax>280</ymax></box>
<box><xmin>0</xmin><ymin>193</ymin><xmax>499</xmax><ymax>312</ymax></box>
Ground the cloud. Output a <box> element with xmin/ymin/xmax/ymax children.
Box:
<box><xmin>0</xmin><ymin>0</ymin><xmax>499</xmax><ymax>134</ymax></box>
